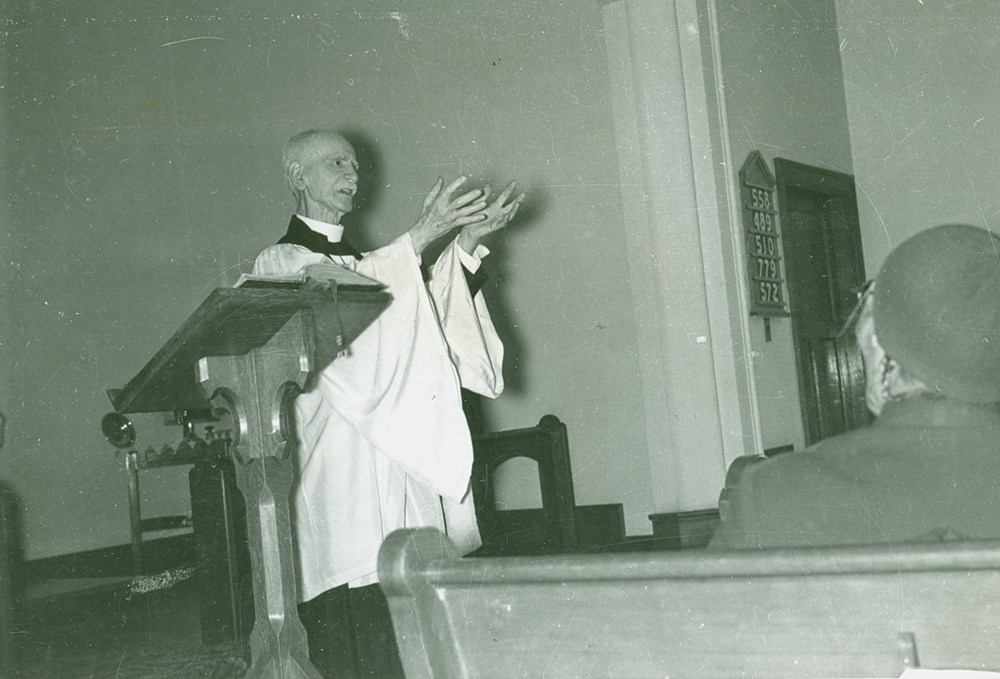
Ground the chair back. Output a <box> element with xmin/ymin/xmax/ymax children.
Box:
<box><xmin>471</xmin><ymin>415</ymin><xmax>577</xmax><ymax>553</ymax></box>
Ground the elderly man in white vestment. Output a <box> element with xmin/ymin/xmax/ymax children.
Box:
<box><xmin>252</xmin><ymin>129</ymin><xmax>523</xmax><ymax>678</ymax></box>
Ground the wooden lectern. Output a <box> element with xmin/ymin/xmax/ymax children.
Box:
<box><xmin>110</xmin><ymin>282</ymin><xmax>390</xmax><ymax>678</ymax></box>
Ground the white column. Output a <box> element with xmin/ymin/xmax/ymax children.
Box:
<box><xmin>602</xmin><ymin>0</ymin><xmax>762</xmax><ymax>512</ymax></box>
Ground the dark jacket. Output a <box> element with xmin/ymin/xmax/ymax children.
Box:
<box><xmin>710</xmin><ymin>397</ymin><xmax>1000</xmax><ymax>549</ymax></box>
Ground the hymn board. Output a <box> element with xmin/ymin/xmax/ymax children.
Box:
<box><xmin>739</xmin><ymin>151</ymin><xmax>788</xmax><ymax>318</ymax></box>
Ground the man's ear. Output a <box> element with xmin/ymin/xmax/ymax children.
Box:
<box><xmin>855</xmin><ymin>293</ymin><xmax>888</xmax><ymax>416</ymax></box>
<box><xmin>287</xmin><ymin>161</ymin><xmax>306</xmax><ymax>190</ymax></box>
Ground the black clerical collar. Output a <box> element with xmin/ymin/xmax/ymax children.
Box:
<box><xmin>277</xmin><ymin>215</ymin><xmax>362</xmax><ymax>260</ymax></box>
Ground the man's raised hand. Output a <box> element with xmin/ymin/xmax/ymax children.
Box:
<box><xmin>457</xmin><ymin>181</ymin><xmax>525</xmax><ymax>254</ymax></box>
<box><xmin>409</xmin><ymin>176</ymin><xmax>488</xmax><ymax>256</ymax></box>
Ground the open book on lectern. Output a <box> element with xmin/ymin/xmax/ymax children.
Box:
<box><xmin>234</xmin><ymin>263</ymin><xmax>384</xmax><ymax>292</ymax></box>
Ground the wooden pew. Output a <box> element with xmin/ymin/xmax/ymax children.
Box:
<box><xmin>378</xmin><ymin>528</ymin><xmax>1000</xmax><ymax>678</ymax></box>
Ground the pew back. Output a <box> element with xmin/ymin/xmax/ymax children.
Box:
<box><xmin>378</xmin><ymin>528</ymin><xmax>1000</xmax><ymax>678</ymax></box>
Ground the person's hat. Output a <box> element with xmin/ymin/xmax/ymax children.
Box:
<box><xmin>873</xmin><ymin>223</ymin><xmax>1000</xmax><ymax>404</ymax></box>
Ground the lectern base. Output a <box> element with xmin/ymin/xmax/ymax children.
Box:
<box><xmin>190</xmin><ymin>457</ymin><xmax>254</xmax><ymax>649</ymax></box>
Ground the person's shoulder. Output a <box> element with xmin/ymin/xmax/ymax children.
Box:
<box><xmin>711</xmin><ymin>445</ymin><xmax>860</xmax><ymax>550</ymax></box>
<box><xmin>741</xmin><ymin>430</ymin><xmax>868</xmax><ymax>489</ymax></box>
<box><xmin>253</xmin><ymin>243</ymin><xmax>327</xmax><ymax>276</ymax></box>
<box><xmin>258</xmin><ymin>242</ymin><xmax>314</xmax><ymax>256</ymax></box>
<box><xmin>741</xmin><ymin>444</ymin><xmax>835</xmax><ymax>485</ymax></box>
<box><xmin>801</xmin><ymin>425</ymin><xmax>899</xmax><ymax>476</ymax></box>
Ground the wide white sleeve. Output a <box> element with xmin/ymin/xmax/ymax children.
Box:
<box><xmin>426</xmin><ymin>240</ymin><xmax>505</xmax><ymax>398</ymax></box>
<box><xmin>310</xmin><ymin>233</ymin><xmax>477</xmax><ymax>500</ymax></box>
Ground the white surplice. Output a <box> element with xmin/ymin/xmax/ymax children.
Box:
<box><xmin>253</xmin><ymin>230</ymin><xmax>503</xmax><ymax>601</ymax></box>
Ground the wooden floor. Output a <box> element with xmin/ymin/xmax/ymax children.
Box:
<box><xmin>13</xmin><ymin>576</ymin><xmax>246</xmax><ymax>679</ymax></box>
<box><xmin>6</xmin><ymin>515</ymin><xmax>667</xmax><ymax>677</ymax></box>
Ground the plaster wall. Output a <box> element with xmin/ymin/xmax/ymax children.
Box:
<box><xmin>2</xmin><ymin>0</ymin><xmax>655</xmax><ymax>558</ymax></box>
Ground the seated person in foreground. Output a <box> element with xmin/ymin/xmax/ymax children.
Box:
<box><xmin>710</xmin><ymin>223</ymin><xmax>1000</xmax><ymax>550</ymax></box>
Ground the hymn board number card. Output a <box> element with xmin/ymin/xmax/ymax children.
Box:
<box><xmin>739</xmin><ymin>151</ymin><xmax>789</xmax><ymax>319</ymax></box>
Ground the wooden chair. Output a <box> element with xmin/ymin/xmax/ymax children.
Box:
<box><xmin>124</xmin><ymin>449</ymin><xmax>194</xmax><ymax>575</ymax></box>
<box><xmin>379</xmin><ymin>527</ymin><xmax>1000</xmax><ymax>678</ymax></box>
<box><xmin>471</xmin><ymin>415</ymin><xmax>578</xmax><ymax>554</ymax></box>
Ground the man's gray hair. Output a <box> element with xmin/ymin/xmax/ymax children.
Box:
<box><xmin>282</xmin><ymin>129</ymin><xmax>343</xmax><ymax>188</ymax></box>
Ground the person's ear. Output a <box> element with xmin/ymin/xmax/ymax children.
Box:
<box><xmin>854</xmin><ymin>291</ymin><xmax>876</xmax><ymax>350</ymax></box>
<box><xmin>287</xmin><ymin>161</ymin><xmax>306</xmax><ymax>191</ymax></box>
<box><xmin>855</xmin><ymin>292</ymin><xmax>889</xmax><ymax>416</ymax></box>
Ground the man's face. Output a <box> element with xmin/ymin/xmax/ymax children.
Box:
<box><xmin>292</xmin><ymin>134</ymin><xmax>359</xmax><ymax>221</ymax></box>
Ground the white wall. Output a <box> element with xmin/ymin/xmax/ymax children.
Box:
<box><xmin>9</xmin><ymin>0</ymin><xmax>988</xmax><ymax>560</ymax></box>
<box><xmin>602</xmin><ymin>0</ymin><xmax>765</xmax><ymax>514</ymax></box>
<box><xmin>1</xmin><ymin>0</ymin><xmax>657</xmax><ymax>559</ymax></box>
<box><xmin>717</xmin><ymin>0</ymin><xmax>854</xmax><ymax>453</ymax></box>
<box><xmin>836</xmin><ymin>0</ymin><xmax>1000</xmax><ymax>272</ymax></box>
<box><xmin>596</xmin><ymin>0</ymin><xmax>854</xmax><ymax>513</ymax></box>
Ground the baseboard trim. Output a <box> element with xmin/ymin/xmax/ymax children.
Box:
<box><xmin>24</xmin><ymin>533</ymin><xmax>196</xmax><ymax>583</ymax></box>
<box><xmin>649</xmin><ymin>509</ymin><xmax>721</xmax><ymax>549</ymax></box>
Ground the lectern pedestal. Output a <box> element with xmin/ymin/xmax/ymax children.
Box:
<box><xmin>109</xmin><ymin>284</ymin><xmax>389</xmax><ymax>678</ymax></box>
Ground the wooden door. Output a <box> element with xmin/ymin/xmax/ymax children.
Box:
<box><xmin>775</xmin><ymin>159</ymin><xmax>869</xmax><ymax>446</ymax></box>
